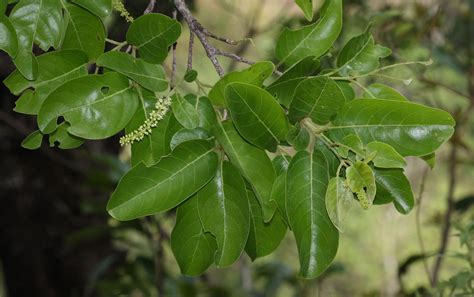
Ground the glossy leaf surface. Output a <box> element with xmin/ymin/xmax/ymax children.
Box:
<box><xmin>107</xmin><ymin>140</ymin><xmax>218</xmax><ymax>221</ymax></box>
<box><xmin>328</xmin><ymin>99</ymin><xmax>455</xmax><ymax>156</ymax></box>
<box><xmin>325</xmin><ymin>177</ymin><xmax>353</xmax><ymax>232</ymax></box>
<box><xmin>61</xmin><ymin>3</ymin><xmax>106</xmax><ymax>61</ymax></box>
<box><xmin>276</xmin><ymin>0</ymin><xmax>342</xmax><ymax>66</ymax></box>
<box><xmin>71</xmin><ymin>0</ymin><xmax>112</xmax><ymax>18</ymax></box>
<box><xmin>126</xmin><ymin>13</ymin><xmax>181</xmax><ymax>64</ymax></box>
<box><xmin>213</xmin><ymin>121</ymin><xmax>277</xmax><ymax>221</ymax></box>
<box><xmin>38</xmin><ymin>72</ymin><xmax>138</xmax><ymax>139</ymax></box>
<box><xmin>209</xmin><ymin>61</ymin><xmax>274</xmax><ymax>106</ymax></box>
<box><xmin>5</xmin><ymin>50</ymin><xmax>88</xmax><ymax>115</ymax></box>
<box><xmin>97</xmin><ymin>51</ymin><xmax>168</xmax><ymax>92</ymax></box>
<box><xmin>295</xmin><ymin>0</ymin><xmax>313</xmax><ymax>21</ymax></box>
<box><xmin>171</xmin><ymin>196</ymin><xmax>217</xmax><ymax>276</ymax></box>
<box><xmin>197</xmin><ymin>161</ymin><xmax>250</xmax><ymax>267</ymax></box>
<box><xmin>246</xmin><ymin>189</ymin><xmax>287</xmax><ymax>260</ymax></box>
<box><xmin>366</xmin><ymin>141</ymin><xmax>406</xmax><ymax>169</ymax></box>
<box><xmin>266</xmin><ymin>56</ymin><xmax>320</xmax><ymax>107</ymax></box>
<box><xmin>225</xmin><ymin>83</ymin><xmax>289</xmax><ymax>152</ymax></box>
<box><xmin>289</xmin><ymin>76</ymin><xmax>345</xmax><ymax>124</ymax></box>
<box><xmin>171</xmin><ymin>93</ymin><xmax>200</xmax><ymax>129</ymax></box>
<box><xmin>373</xmin><ymin>168</ymin><xmax>414</xmax><ymax>214</ymax></box>
<box><xmin>365</xmin><ymin>83</ymin><xmax>407</xmax><ymax>101</ymax></box>
<box><xmin>21</xmin><ymin>130</ymin><xmax>42</xmax><ymax>150</ymax></box>
<box><xmin>286</xmin><ymin>150</ymin><xmax>339</xmax><ymax>278</ymax></box>
<box><xmin>0</xmin><ymin>15</ymin><xmax>18</xmax><ymax>57</ymax></box>
<box><xmin>170</xmin><ymin>127</ymin><xmax>211</xmax><ymax>150</ymax></box>
<box><xmin>48</xmin><ymin>122</ymin><xmax>84</xmax><ymax>149</ymax></box>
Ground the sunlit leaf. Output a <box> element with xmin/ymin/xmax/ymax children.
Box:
<box><xmin>126</xmin><ymin>13</ymin><xmax>181</xmax><ymax>64</ymax></box>
<box><xmin>286</xmin><ymin>149</ymin><xmax>339</xmax><ymax>278</ymax></box>
<box><xmin>225</xmin><ymin>83</ymin><xmax>289</xmax><ymax>152</ymax></box>
<box><xmin>197</xmin><ymin>161</ymin><xmax>250</xmax><ymax>267</ymax></box>
<box><xmin>276</xmin><ymin>0</ymin><xmax>342</xmax><ymax>66</ymax></box>
<box><xmin>325</xmin><ymin>177</ymin><xmax>354</xmax><ymax>232</ymax></box>
<box><xmin>107</xmin><ymin>140</ymin><xmax>218</xmax><ymax>221</ymax></box>
<box><xmin>21</xmin><ymin>130</ymin><xmax>42</xmax><ymax>150</ymax></box>
<box><xmin>295</xmin><ymin>0</ymin><xmax>313</xmax><ymax>21</ymax></box>
<box><xmin>373</xmin><ymin>168</ymin><xmax>414</xmax><ymax>214</ymax></box>
<box><xmin>0</xmin><ymin>15</ymin><xmax>18</xmax><ymax>57</ymax></box>
<box><xmin>71</xmin><ymin>0</ymin><xmax>112</xmax><ymax>18</ymax></box>
<box><xmin>171</xmin><ymin>93</ymin><xmax>200</xmax><ymax>129</ymax></box>
<box><xmin>366</xmin><ymin>141</ymin><xmax>406</xmax><ymax>168</ymax></box>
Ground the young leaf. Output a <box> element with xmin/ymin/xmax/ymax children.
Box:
<box><xmin>225</xmin><ymin>83</ymin><xmax>289</xmax><ymax>152</ymax></box>
<box><xmin>0</xmin><ymin>15</ymin><xmax>18</xmax><ymax>57</ymax></box>
<box><xmin>295</xmin><ymin>0</ymin><xmax>313</xmax><ymax>21</ymax></box>
<box><xmin>366</xmin><ymin>141</ymin><xmax>406</xmax><ymax>168</ymax></box>
<box><xmin>96</xmin><ymin>51</ymin><xmax>168</xmax><ymax>92</ymax></box>
<box><xmin>246</xmin><ymin>189</ymin><xmax>287</xmax><ymax>260</ymax></box>
<box><xmin>213</xmin><ymin>121</ymin><xmax>277</xmax><ymax>222</ymax></box>
<box><xmin>9</xmin><ymin>0</ymin><xmax>63</xmax><ymax>79</ymax></box>
<box><xmin>184</xmin><ymin>69</ymin><xmax>198</xmax><ymax>82</ymax></box>
<box><xmin>38</xmin><ymin>72</ymin><xmax>138</xmax><ymax>139</ymax></box>
<box><xmin>171</xmin><ymin>196</ymin><xmax>217</xmax><ymax>276</ymax></box>
<box><xmin>62</xmin><ymin>3</ymin><xmax>106</xmax><ymax>61</ymax></box>
<box><xmin>337</xmin><ymin>27</ymin><xmax>391</xmax><ymax>76</ymax></box>
<box><xmin>107</xmin><ymin>140</ymin><xmax>218</xmax><ymax>221</ymax></box>
<box><xmin>325</xmin><ymin>177</ymin><xmax>354</xmax><ymax>232</ymax></box>
<box><xmin>328</xmin><ymin>99</ymin><xmax>456</xmax><ymax>157</ymax></box>
<box><xmin>266</xmin><ymin>56</ymin><xmax>320</xmax><ymax>107</ymax></box>
<box><xmin>421</xmin><ymin>153</ymin><xmax>436</xmax><ymax>169</ymax></box>
<box><xmin>4</xmin><ymin>50</ymin><xmax>88</xmax><ymax>115</ymax></box>
<box><xmin>287</xmin><ymin>124</ymin><xmax>310</xmax><ymax>151</ymax></box>
<box><xmin>272</xmin><ymin>155</ymin><xmax>291</xmax><ymax>176</ymax></box>
<box><xmin>336</xmin><ymin>81</ymin><xmax>355</xmax><ymax>101</ymax></box>
<box><xmin>170</xmin><ymin>127</ymin><xmax>211</xmax><ymax>150</ymax></box>
<box><xmin>49</xmin><ymin>122</ymin><xmax>84</xmax><ymax>149</ymax></box>
<box><xmin>365</xmin><ymin>83</ymin><xmax>408</xmax><ymax>101</ymax></box>
<box><xmin>373</xmin><ymin>168</ymin><xmax>414</xmax><ymax>214</ymax></box>
<box><xmin>197</xmin><ymin>161</ymin><xmax>250</xmax><ymax>267</ymax></box>
<box><xmin>289</xmin><ymin>76</ymin><xmax>346</xmax><ymax>124</ymax></box>
<box><xmin>171</xmin><ymin>93</ymin><xmax>200</xmax><ymax>129</ymax></box>
<box><xmin>209</xmin><ymin>61</ymin><xmax>274</xmax><ymax>106</ymax></box>
<box><xmin>276</xmin><ymin>0</ymin><xmax>342</xmax><ymax>66</ymax></box>
<box><xmin>286</xmin><ymin>149</ymin><xmax>339</xmax><ymax>278</ymax></box>
<box><xmin>338</xmin><ymin>134</ymin><xmax>364</xmax><ymax>157</ymax></box>
<box><xmin>345</xmin><ymin>161</ymin><xmax>376</xmax><ymax>209</ymax></box>
<box><xmin>21</xmin><ymin>130</ymin><xmax>43</xmax><ymax>150</ymax></box>
<box><xmin>126</xmin><ymin>13</ymin><xmax>181</xmax><ymax>64</ymax></box>
<box><xmin>71</xmin><ymin>0</ymin><xmax>112</xmax><ymax>18</ymax></box>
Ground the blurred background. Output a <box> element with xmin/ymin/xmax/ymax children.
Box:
<box><xmin>0</xmin><ymin>0</ymin><xmax>473</xmax><ymax>296</ymax></box>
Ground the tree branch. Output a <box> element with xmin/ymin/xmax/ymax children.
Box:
<box><xmin>143</xmin><ymin>0</ymin><xmax>156</xmax><ymax>14</ymax></box>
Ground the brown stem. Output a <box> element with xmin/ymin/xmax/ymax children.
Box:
<box><xmin>143</xmin><ymin>0</ymin><xmax>156</xmax><ymax>14</ymax></box>
<box><xmin>187</xmin><ymin>31</ymin><xmax>195</xmax><ymax>71</ymax></box>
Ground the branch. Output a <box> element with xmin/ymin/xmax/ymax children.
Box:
<box><xmin>143</xmin><ymin>0</ymin><xmax>156</xmax><ymax>14</ymax></box>
<box><xmin>187</xmin><ymin>31</ymin><xmax>195</xmax><ymax>71</ymax></box>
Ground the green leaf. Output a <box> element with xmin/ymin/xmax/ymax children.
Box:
<box><xmin>295</xmin><ymin>0</ymin><xmax>313</xmax><ymax>21</ymax></box>
<box><xmin>21</xmin><ymin>130</ymin><xmax>43</xmax><ymax>149</ymax></box>
<box><xmin>49</xmin><ymin>122</ymin><xmax>84</xmax><ymax>149</ymax></box>
<box><xmin>338</xmin><ymin>134</ymin><xmax>364</xmax><ymax>157</ymax></box>
<box><xmin>127</xmin><ymin>91</ymin><xmax>182</xmax><ymax>166</ymax></box>
<box><xmin>325</xmin><ymin>177</ymin><xmax>354</xmax><ymax>232</ymax></box>
<box><xmin>96</xmin><ymin>51</ymin><xmax>168</xmax><ymax>92</ymax></box>
<box><xmin>328</xmin><ymin>99</ymin><xmax>456</xmax><ymax>157</ymax></box>
<box><xmin>346</xmin><ymin>161</ymin><xmax>376</xmax><ymax>208</ymax></box>
<box><xmin>184</xmin><ymin>69</ymin><xmax>198</xmax><ymax>82</ymax></box>
<box><xmin>208</xmin><ymin>61</ymin><xmax>274</xmax><ymax>106</ymax></box>
<box><xmin>272</xmin><ymin>155</ymin><xmax>291</xmax><ymax>176</ymax></box>
<box><xmin>270</xmin><ymin>172</ymin><xmax>289</xmax><ymax>225</ymax></box>
<box><xmin>365</xmin><ymin>83</ymin><xmax>407</xmax><ymax>101</ymax></box>
<box><xmin>61</xmin><ymin>3</ymin><xmax>105</xmax><ymax>61</ymax></box>
<box><xmin>183</xmin><ymin>95</ymin><xmax>216</xmax><ymax>132</ymax></box>
<box><xmin>171</xmin><ymin>196</ymin><xmax>217</xmax><ymax>276</ymax></box>
<box><xmin>225</xmin><ymin>83</ymin><xmax>289</xmax><ymax>152</ymax></box>
<box><xmin>38</xmin><ymin>72</ymin><xmax>138</xmax><ymax>139</ymax></box>
<box><xmin>0</xmin><ymin>15</ymin><xmax>18</xmax><ymax>57</ymax></box>
<box><xmin>107</xmin><ymin>140</ymin><xmax>218</xmax><ymax>221</ymax></box>
<box><xmin>213</xmin><ymin>121</ymin><xmax>277</xmax><ymax>222</ymax></box>
<box><xmin>337</xmin><ymin>27</ymin><xmax>391</xmax><ymax>76</ymax></box>
<box><xmin>170</xmin><ymin>127</ymin><xmax>211</xmax><ymax>150</ymax></box>
<box><xmin>266</xmin><ymin>56</ymin><xmax>320</xmax><ymax>107</ymax></box>
<box><xmin>421</xmin><ymin>153</ymin><xmax>436</xmax><ymax>169</ymax></box>
<box><xmin>366</xmin><ymin>141</ymin><xmax>406</xmax><ymax>168</ymax></box>
<box><xmin>171</xmin><ymin>93</ymin><xmax>200</xmax><ymax>129</ymax></box>
<box><xmin>71</xmin><ymin>0</ymin><xmax>112</xmax><ymax>18</ymax></box>
<box><xmin>373</xmin><ymin>168</ymin><xmax>414</xmax><ymax>214</ymax></box>
<box><xmin>10</xmin><ymin>0</ymin><xmax>63</xmax><ymax>79</ymax></box>
<box><xmin>336</xmin><ymin>81</ymin><xmax>355</xmax><ymax>101</ymax></box>
<box><xmin>286</xmin><ymin>149</ymin><xmax>339</xmax><ymax>278</ymax></box>
<box><xmin>289</xmin><ymin>76</ymin><xmax>346</xmax><ymax>124</ymax></box>
<box><xmin>275</xmin><ymin>0</ymin><xmax>342</xmax><ymax>66</ymax></box>
<box><xmin>197</xmin><ymin>161</ymin><xmax>250</xmax><ymax>267</ymax></box>
<box><xmin>246</xmin><ymin>189</ymin><xmax>287</xmax><ymax>260</ymax></box>
<box><xmin>287</xmin><ymin>124</ymin><xmax>310</xmax><ymax>151</ymax></box>
<box><xmin>126</xmin><ymin>13</ymin><xmax>181</xmax><ymax>64</ymax></box>
<box><xmin>1</xmin><ymin>1</ymin><xmax>6</xmax><ymax>13</ymax></box>
<box><xmin>5</xmin><ymin>50</ymin><xmax>88</xmax><ymax>115</ymax></box>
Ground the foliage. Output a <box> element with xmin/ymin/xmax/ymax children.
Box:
<box><xmin>0</xmin><ymin>0</ymin><xmax>456</xmax><ymax>280</ymax></box>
